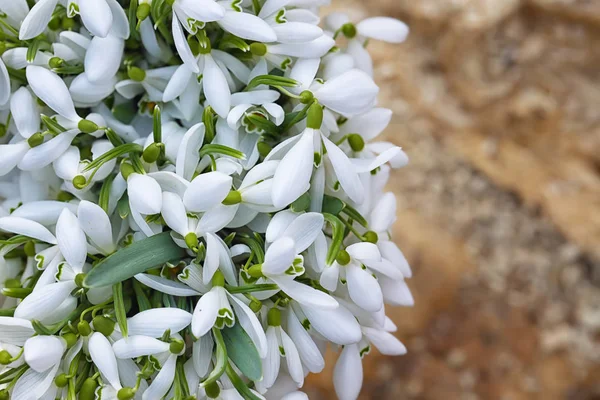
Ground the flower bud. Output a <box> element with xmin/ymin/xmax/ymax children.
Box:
<box><xmin>363</xmin><ymin>231</ymin><xmax>379</xmax><ymax>244</ymax></box>
<box><xmin>307</xmin><ymin>103</ymin><xmax>324</xmax><ymax>129</ymax></box>
<box><xmin>222</xmin><ymin>190</ymin><xmax>242</xmax><ymax>205</ymax></box>
<box><xmin>72</xmin><ymin>175</ymin><xmax>87</xmax><ymax>190</ymax></box>
<box><xmin>142</xmin><ymin>143</ymin><xmax>162</xmax><ymax>163</ymax></box>
<box><xmin>299</xmin><ymin>90</ymin><xmax>314</xmax><ymax>104</ymax></box>
<box><xmin>78</xmin><ymin>320</ymin><xmax>92</xmax><ymax>337</ymax></box>
<box><xmin>341</xmin><ymin>23</ymin><xmax>357</xmax><ymax>39</ymax></box>
<box><xmin>27</xmin><ymin>132</ymin><xmax>44</xmax><ymax>148</ymax></box>
<box><xmin>267</xmin><ymin>308</ymin><xmax>281</xmax><ymax>326</ymax></box>
<box><xmin>118</xmin><ymin>387</ymin><xmax>136</xmax><ymax>400</ymax></box>
<box><xmin>93</xmin><ymin>315</ymin><xmax>115</xmax><ymax>336</ymax></box>
<box><xmin>54</xmin><ymin>373</ymin><xmax>69</xmax><ymax>388</ymax></box>
<box><xmin>80</xmin><ymin>378</ymin><xmax>98</xmax><ymax>400</ymax></box>
<box><xmin>120</xmin><ymin>162</ymin><xmax>135</xmax><ymax>179</ymax></box>
<box><xmin>128</xmin><ymin>66</ymin><xmax>146</xmax><ymax>82</ymax></box>
<box><xmin>78</xmin><ymin>119</ymin><xmax>99</xmax><ymax>134</ymax></box>
<box><xmin>136</xmin><ymin>3</ymin><xmax>151</xmax><ymax>22</ymax></box>
<box><xmin>348</xmin><ymin>134</ymin><xmax>365</xmax><ymax>152</ymax></box>
<box><xmin>336</xmin><ymin>249</ymin><xmax>351</xmax><ymax>266</ymax></box>
<box><xmin>250</xmin><ymin>43</ymin><xmax>267</xmax><ymax>57</ymax></box>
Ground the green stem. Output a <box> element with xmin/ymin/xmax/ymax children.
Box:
<box><xmin>224</xmin><ymin>284</ymin><xmax>279</xmax><ymax>294</ymax></box>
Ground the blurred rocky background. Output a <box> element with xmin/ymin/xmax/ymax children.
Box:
<box><xmin>306</xmin><ymin>0</ymin><xmax>600</xmax><ymax>398</ymax></box>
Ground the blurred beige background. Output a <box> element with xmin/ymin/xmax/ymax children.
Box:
<box><xmin>307</xmin><ymin>0</ymin><xmax>600</xmax><ymax>398</ymax></box>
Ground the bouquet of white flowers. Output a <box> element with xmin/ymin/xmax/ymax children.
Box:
<box><xmin>0</xmin><ymin>0</ymin><xmax>412</xmax><ymax>399</ymax></box>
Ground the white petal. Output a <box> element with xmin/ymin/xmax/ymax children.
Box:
<box><xmin>219</xmin><ymin>11</ymin><xmax>277</xmax><ymax>43</ymax></box>
<box><xmin>89</xmin><ymin>332</ymin><xmax>122</xmax><ymax>390</ymax></box>
<box><xmin>340</xmin><ymin>108</ymin><xmax>392</xmax><ymax>141</ymax></box>
<box><xmin>263</xmin><ymin>237</ymin><xmax>296</xmax><ymax>276</ymax></box>
<box><xmin>258</xmin><ymin>0</ymin><xmax>291</xmax><ymax>19</ymax></box>
<box><xmin>0</xmin><ymin>316</ymin><xmax>35</xmax><ymax>346</ymax></box>
<box><xmin>142</xmin><ymin>354</ymin><xmax>176</xmax><ymax>400</ymax></box>
<box><xmin>70</xmin><ymin>73</ymin><xmax>117</xmax><ymax>105</ymax></box>
<box><xmin>175</xmin><ymin>0</ymin><xmax>225</xmax><ymax>23</ymax></box>
<box><xmin>191</xmin><ymin>289</ymin><xmax>219</xmax><ymax>338</ymax></box>
<box><xmin>211</xmin><ymin>50</ymin><xmax>251</xmax><ymax>84</ymax></box>
<box><xmin>280</xmin><ymin>329</ymin><xmax>303</xmax><ymax>386</ymax></box>
<box><xmin>333</xmin><ymin>344</ymin><xmax>363</xmax><ymax>400</ymax></box>
<box><xmin>378</xmin><ymin>240</ymin><xmax>411</xmax><ymax>278</ymax></box>
<box><xmin>268</xmin><ymin>35</ymin><xmax>335</xmax><ymax>58</ymax></box>
<box><xmin>313</xmin><ymin>69</ymin><xmax>379</xmax><ymax>117</ymax></box>
<box><xmin>128</xmin><ymin>174</ymin><xmax>163</xmax><ymax>215</ymax></box>
<box><xmin>322</xmin><ymin>136</ymin><xmax>364</xmax><ymax>204</ymax></box>
<box><xmin>176</xmin><ymin>123</ymin><xmax>204</xmax><ymax>181</ymax></box>
<box><xmin>192</xmin><ymin>333</ymin><xmax>213</xmax><ymax>378</ymax></box>
<box><xmin>273</xmin><ymin>22</ymin><xmax>322</xmax><ymax>44</ymax></box>
<box><xmin>56</xmin><ymin>208</ymin><xmax>87</xmax><ymax>270</ymax></box>
<box><xmin>346</xmin><ymin>264</ymin><xmax>383</xmax><ymax>312</ymax></box>
<box><xmin>24</xmin><ymin>335</ymin><xmax>66</xmax><ymax>372</ymax></box>
<box><xmin>14</xmin><ymin>281</ymin><xmax>75</xmax><ymax>320</ymax></box>
<box><xmin>12</xmin><ymin>364</ymin><xmax>59</xmax><ymax>400</ymax></box>
<box><xmin>262</xmin><ymin>327</ymin><xmax>281</xmax><ymax>389</ymax></box>
<box><xmin>10</xmin><ymin>87</ymin><xmax>40</xmax><ymax>138</ymax></box>
<box><xmin>79</xmin><ymin>0</ymin><xmax>113</xmax><ymax>38</ymax></box>
<box><xmin>286</xmin><ymin>310</ymin><xmax>324</xmax><ymax>373</ymax></box>
<box><xmin>161</xmin><ymin>192</ymin><xmax>189</xmax><ymax>236</ymax></box>
<box><xmin>197</xmin><ymin>203</ymin><xmax>238</xmax><ymax>233</ymax></box>
<box><xmin>356</xmin><ymin>17</ymin><xmax>409</xmax><ymax>43</ymax></box>
<box><xmin>172</xmin><ymin>15</ymin><xmax>200</xmax><ymax>73</ymax></box>
<box><xmin>203</xmin><ymin>54</ymin><xmax>231</xmax><ymax>118</ymax></box>
<box><xmin>270</xmin><ymin>276</ymin><xmax>337</xmax><ymax>309</ymax></box>
<box><xmin>113</xmin><ymin>336</ymin><xmax>170</xmax><ymax>358</ymax></box>
<box><xmin>319</xmin><ymin>263</ymin><xmax>339</xmax><ymax>292</ymax></box>
<box><xmin>128</xmin><ymin>308</ymin><xmax>192</xmax><ymax>338</ymax></box>
<box><xmin>271</xmin><ymin>129</ymin><xmax>314</xmax><ymax>208</ymax></box>
<box><xmin>0</xmin><ymin>142</ymin><xmax>29</xmax><ymax>176</ymax></box>
<box><xmin>19</xmin><ymin>129</ymin><xmax>79</xmax><ymax>170</ymax></box>
<box><xmin>231</xmin><ymin>90</ymin><xmax>279</xmax><ymax>106</ymax></box>
<box><xmin>346</xmin><ymin>40</ymin><xmax>372</xmax><ymax>77</ymax></box>
<box><xmin>265</xmin><ymin>210</ymin><xmax>296</xmax><ymax>243</ymax></box>
<box><xmin>202</xmin><ymin>232</ymin><xmax>222</xmax><ymax>284</ymax></box>
<box><xmin>105</xmin><ymin>0</ymin><xmax>130</xmax><ymax>38</ymax></box>
<box><xmin>362</xmin><ymin>327</ymin><xmax>406</xmax><ymax>355</ymax></box>
<box><xmin>26</xmin><ymin>65</ymin><xmax>79</xmax><ymax>121</ymax></box>
<box><xmin>10</xmin><ymin>201</ymin><xmax>75</xmax><ymax>226</ymax></box>
<box><xmin>0</xmin><ymin>58</ymin><xmax>10</xmax><ymax>106</ymax></box>
<box><xmin>241</xmin><ymin>179</ymin><xmax>275</xmax><ymax>207</ymax></box>
<box><xmin>346</xmin><ymin>242</ymin><xmax>381</xmax><ymax>263</ymax></box>
<box><xmin>299</xmin><ymin>302</ymin><xmax>362</xmax><ymax>345</ymax></box>
<box><xmin>183</xmin><ymin>171</ymin><xmax>232</xmax><ymax>212</ymax></box>
<box><xmin>19</xmin><ymin>0</ymin><xmax>58</xmax><ymax>40</ymax></box>
<box><xmin>147</xmin><ymin>171</ymin><xmax>189</xmax><ymax>198</ymax></box>
<box><xmin>290</xmin><ymin>58</ymin><xmax>319</xmax><ymax>91</ymax></box>
<box><xmin>282</xmin><ymin>212</ymin><xmax>323</xmax><ymax>253</ymax></box>
<box><xmin>115</xmin><ymin>79</ymin><xmax>144</xmax><ymax>99</ymax></box>
<box><xmin>85</xmin><ymin>34</ymin><xmax>124</xmax><ymax>82</ymax></box>
<box><xmin>263</xmin><ymin>103</ymin><xmax>285</xmax><ymax>126</ymax></box>
<box><xmin>227</xmin><ymin>293</ymin><xmax>268</xmax><ymax>358</ymax></box>
<box><xmin>380</xmin><ymin>277</ymin><xmax>413</xmax><ymax>307</ymax></box>
<box><xmin>78</xmin><ymin>200</ymin><xmax>116</xmax><ymax>255</ymax></box>
<box><xmin>134</xmin><ymin>273</ymin><xmax>201</xmax><ymax>297</ymax></box>
<box><xmin>0</xmin><ymin>216</ymin><xmax>56</xmax><ymax>244</ymax></box>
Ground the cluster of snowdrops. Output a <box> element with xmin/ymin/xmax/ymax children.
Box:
<box><xmin>0</xmin><ymin>0</ymin><xmax>412</xmax><ymax>399</ymax></box>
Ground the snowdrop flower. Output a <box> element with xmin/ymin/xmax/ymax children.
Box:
<box><xmin>261</xmin><ymin>308</ymin><xmax>304</xmax><ymax>389</ymax></box>
<box><xmin>0</xmin><ymin>59</ymin><xmax>10</xmax><ymax>107</ymax></box>
<box><xmin>116</xmin><ymin>66</ymin><xmax>177</xmax><ymax>102</ymax></box>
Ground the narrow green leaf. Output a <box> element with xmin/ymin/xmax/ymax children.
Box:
<box><xmin>323</xmin><ymin>213</ymin><xmax>345</xmax><ymax>266</ymax></box>
<box><xmin>117</xmin><ymin>194</ymin><xmax>130</xmax><ymax>219</ymax></box>
<box><xmin>222</xmin><ymin>323</ymin><xmax>262</xmax><ymax>382</ymax></box>
<box><xmin>31</xmin><ymin>320</ymin><xmax>53</xmax><ymax>335</ymax></box>
<box><xmin>201</xmin><ymin>328</ymin><xmax>228</xmax><ymax>388</ymax></box>
<box><xmin>246</xmin><ymin>75</ymin><xmax>298</xmax><ymax>91</ymax></box>
<box><xmin>153</xmin><ymin>105</ymin><xmax>162</xmax><ymax>143</ymax></box>
<box><xmin>225</xmin><ymin>363</ymin><xmax>263</xmax><ymax>400</ymax></box>
<box><xmin>98</xmin><ymin>174</ymin><xmax>115</xmax><ymax>214</ymax></box>
<box><xmin>105</xmin><ymin>128</ymin><xmax>125</xmax><ymax>147</ymax></box>
<box><xmin>133</xmin><ymin>280</ymin><xmax>151</xmax><ymax>312</ymax></box>
<box><xmin>244</xmin><ymin>113</ymin><xmax>278</xmax><ymax>135</ymax></box>
<box><xmin>83</xmin><ymin>143</ymin><xmax>143</xmax><ymax>172</ymax></box>
<box><xmin>27</xmin><ymin>39</ymin><xmax>41</xmax><ymax>63</ymax></box>
<box><xmin>84</xmin><ymin>232</ymin><xmax>187</xmax><ymax>288</ymax></box>
<box><xmin>224</xmin><ymin>284</ymin><xmax>278</xmax><ymax>294</ymax></box>
<box><xmin>1</xmin><ymin>288</ymin><xmax>32</xmax><ymax>299</ymax></box>
<box><xmin>341</xmin><ymin>203</ymin><xmax>368</xmax><ymax>228</ymax></box>
<box><xmin>113</xmin><ymin>282</ymin><xmax>128</xmax><ymax>337</ymax></box>
<box><xmin>41</xmin><ymin>114</ymin><xmax>67</xmax><ymax>134</ymax></box>
<box><xmin>199</xmin><ymin>144</ymin><xmax>246</xmax><ymax>160</ymax></box>
<box><xmin>128</xmin><ymin>0</ymin><xmax>139</xmax><ymax>40</ymax></box>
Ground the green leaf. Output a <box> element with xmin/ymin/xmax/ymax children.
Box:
<box><xmin>226</xmin><ymin>363</ymin><xmax>263</xmax><ymax>400</ymax></box>
<box><xmin>201</xmin><ymin>328</ymin><xmax>228</xmax><ymax>388</ymax></box>
<box><xmin>323</xmin><ymin>213</ymin><xmax>345</xmax><ymax>266</ymax></box>
<box><xmin>98</xmin><ymin>175</ymin><xmax>115</xmax><ymax>214</ymax></box>
<box><xmin>133</xmin><ymin>280</ymin><xmax>151</xmax><ymax>312</ymax></box>
<box><xmin>27</xmin><ymin>39</ymin><xmax>41</xmax><ymax>63</ymax></box>
<box><xmin>341</xmin><ymin>203</ymin><xmax>368</xmax><ymax>228</ymax></box>
<box><xmin>199</xmin><ymin>144</ymin><xmax>246</xmax><ymax>160</ymax></box>
<box><xmin>83</xmin><ymin>143</ymin><xmax>143</xmax><ymax>172</ymax></box>
<box><xmin>84</xmin><ymin>232</ymin><xmax>187</xmax><ymax>288</ymax></box>
<box><xmin>244</xmin><ymin>113</ymin><xmax>278</xmax><ymax>135</ymax></box>
<box><xmin>117</xmin><ymin>194</ymin><xmax>130</xmax><ymax>219</ymax></box>
<box><xmin>222</xmin><ymin>323</ymin><xmax>262</xmax><ymax>382</ymax></box>
<box><xmin>322</xmin><ymin>195</ymin><xmax>345</xmax><ymax>216</ymax></box>
<box><xmin>41</xmin><ymin>114</ymin><xmax>67</xmax><ymax>134</ymax></box>
<box><xmin>246</xmin><ymin>75</ymin><xmax>298</xmax><ymax>91</ymax></box>
<box><xmin>113</xmin><ymin>282</ymin><xmax>128</xmax><ymax>337</ymax></box>
<box><xmin>153</xmin><ymin>105</ymin><xmax>162</xmax><ymax>143</ymax></box>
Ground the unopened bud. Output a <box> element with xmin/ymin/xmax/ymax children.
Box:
<box><xmin>299</xmin><ymin>90</ymin><xmax>314</xmax><ymax>104</ymax></box>
<box><xmin>341</xmin><ymin>23</ymin><xmax>357</xmax><ymax>39</ymax></box>
<box><xmin>78</xmin><ymin>119</ymin><xmax>99</xmax><ymax>134</ymax></box>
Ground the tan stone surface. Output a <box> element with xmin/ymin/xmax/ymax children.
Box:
<box><xmin>305</xmin><ymin>0</ymin><xmax>600</xmax><ymax>398</ymax></box>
